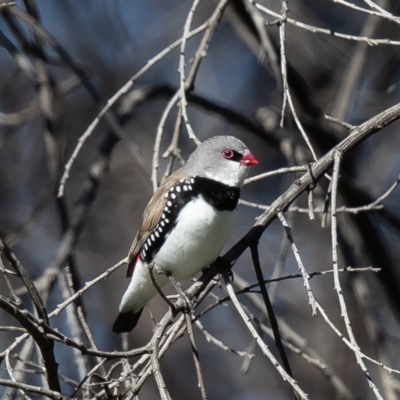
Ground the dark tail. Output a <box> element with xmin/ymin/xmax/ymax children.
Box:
<box><xmin>112</xmin><ymin>308</ymin><xmax>144</xmax><ymax>333</ymax></box>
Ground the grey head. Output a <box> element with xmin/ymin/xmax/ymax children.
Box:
<box><xmin>183</xmin><ymin>136</ymin><xmax>258</xmax><ymax>187</ymax></box>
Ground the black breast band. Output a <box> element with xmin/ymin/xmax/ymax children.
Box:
<box><xmin>193</xmin><ymin>176</ymin><xmax>240</xmax><ymax>211</ymax></box>
<box><xmin>140</xmin><ymin>176</ymin><xmax>240</xmax><ymax>262</ymax></box>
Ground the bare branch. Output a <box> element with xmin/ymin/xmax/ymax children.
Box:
<box><xmin>223</xmin><ymin>271</ymin><xmax>309</xmax><ymax>399</ymax></box>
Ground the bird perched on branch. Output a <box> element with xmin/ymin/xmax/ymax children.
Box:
<box><xmin>112</xmin><ymin>136</ymin><xmax>258</xmax><ymax>333</ymax></box>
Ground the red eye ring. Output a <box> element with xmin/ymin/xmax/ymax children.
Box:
<box><xmin>222</xmin><ymin>149</ymin><xmax>234</xmax><ymax>159</ymax></box>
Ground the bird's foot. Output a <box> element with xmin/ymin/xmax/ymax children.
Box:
<box><xmin>147</xmin><ymin>262</ymin><xmax>175</xmax><ymax>309</ymax></box>
<box><xmin>153</xmin><ymin>263</ymin><xmax>164</xmax><ymax>275</ymax></box>
<box><xmin>165</xmin><ymin>271</ymin><xmax>195</xmax><ymax>316</ymax></box>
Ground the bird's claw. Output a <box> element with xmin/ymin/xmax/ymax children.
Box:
<box><xmin>179</xmin><ymin>292</ymin><xmax>195</xmax><ymax>315</ymax></box>
<box><xmin>165</xmin><ymin>271</ymin><xmax>195</xmax><ymax>315</ymax></box>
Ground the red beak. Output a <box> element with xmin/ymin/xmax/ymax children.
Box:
<box><xmin>241</xmin><ymin>149</ymin><xmax>259</xmax><ymax>166</ymax></box>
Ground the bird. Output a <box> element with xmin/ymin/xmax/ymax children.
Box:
<box><xmin>112</xmin><ymin>135</ymin><xmax>258</xmax><ymax>333</ymax></box>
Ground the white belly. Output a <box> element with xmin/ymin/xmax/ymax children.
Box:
<box><xmin>119</xmin><ymin>196</ymin><xmax>236</xmax><ymax>313</ymax></box>
<box><xmin>154</xmin><ymin>196</ymin><xmax>236</xmax><ymax>279</ymax></box>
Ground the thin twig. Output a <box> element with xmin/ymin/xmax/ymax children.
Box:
<box><xmin>278</xmin><ymin>0</ymin><xmax>319</xmax><ymax>162</ymax></box>
<box><xmin>194</xmin><ymin>320</ymin><xmax>251</xmax><ymax>357</ymax></box>
<box><xmin>330</xmin><ymin>151</ymin><xmax>383</xmax><ymax>399</ymax></box>
<box><xmin>233</xmin><ymin>273</ymin><xmax>356</xmax><ymax>399</ymax></box>
<box><xmin>150</xmin><ymin>321</ymin><xmax>172</xmax><ymax>400</ymax></box>
<box><xmin>250</xmin><ymin>244</ymin><xmax>295</xmax><ymax>382</ymax></box>
<box><xmin>51</xmin><ymin>258</ymin><xmax>127</xmax><ymax>317</ymax></box>
<box><xmin>0</xmin><ymin>378</ymin><xmax>66</xmax><ymax>400</ymax></box>
<box><xmin>277</xmin><ymin>212</ymin><xmax>318</xmax><ymax>316</ymax></box>
<box><xmin>256</xmin><ymin>3</ymin><xmax>400</xmax><ymax>44</ymax></box>
<box><xmin>334</xmin><ymin>0</ymin><xmax>400</xmax><ymax>25</ymax></box>
<box><xmin>185</xmin><ymin>313</ymin><xmax>207</xmax><ymax>400</ymax></box>
<box><xmin>244</xmin><ymin>166</ymin><xmax>308</xmax><ymax>184</ymax></box>
<box><xmin>148</xmin><ymin>264</ymin><xmax>175</xmax><ymax>310</ymax></box>
<box><xmin>324</xmin><ymin>114</ymin><xmax>354</xmax><ymax>130</ymax></box>
<box><xmin>152</xmin><ymin>92</ymin><xmax>180</xmax><ymax>191</ymax></box>
<box><xmin>223</xmin><ymin>271</ymin><xmax>309</xmax><ymax>399</ymax></box>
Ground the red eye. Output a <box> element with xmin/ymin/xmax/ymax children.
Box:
<box><xmin>222</xmin><ymin>149</ymin><xmax>234</xmax><ymax>159</ymax></box>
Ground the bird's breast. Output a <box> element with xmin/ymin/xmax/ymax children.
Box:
<box><xmin>153</xmin><ymin>195</ymin><xmax>236</xmax><ymax>280</ymax></box>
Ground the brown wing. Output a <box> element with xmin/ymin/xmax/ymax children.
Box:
<box><xmin>126</xmin><ymin>169</ymin><xmax>188</xmax><ymax>278</ymax></box>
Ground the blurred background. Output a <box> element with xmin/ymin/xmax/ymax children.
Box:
<box><xmin>1</xmin><ymin>0</ymin><xmax>400</xmax><ymax>399</ymax></box>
